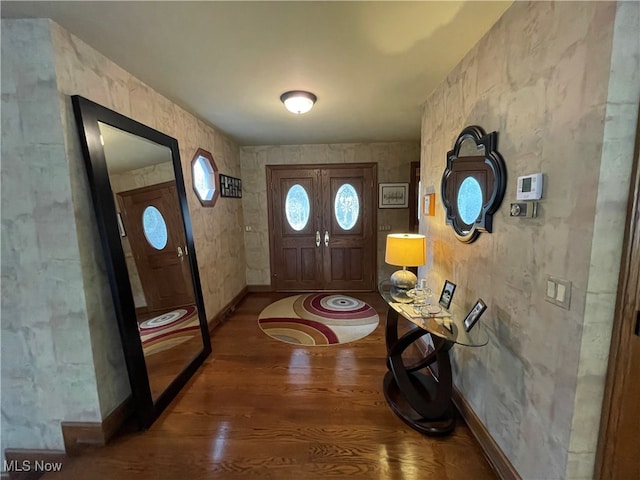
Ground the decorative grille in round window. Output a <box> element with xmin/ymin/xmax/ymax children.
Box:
<box><xmin>142</xmin><ymin>206</ymin><xmax>168</xmax><ymax>250</ymax></box>
<box><xmin>285</xmin><ymin>184</ymin><xmax>311</xmax><ymax>231</ymax></box>
<box><xmin>334</xmin><ymin>183</ymin><xmax>359</xmax><ymax>230</ymax></box>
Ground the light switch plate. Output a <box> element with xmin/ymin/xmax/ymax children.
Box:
<box><xmin>544</xmin><ymin>275</ymin><xmax>571</xmax><ymax>310</ymax></box>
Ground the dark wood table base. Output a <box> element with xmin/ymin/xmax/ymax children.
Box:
<box><xmin>383</xmin><ymin>305</ymin><xmax>457</xmax><ymax>435</ymax></box>
<box><xmin>383</xmin><ymin>371</ymin><xmax>456</xmax><ymax>435</ymax></box>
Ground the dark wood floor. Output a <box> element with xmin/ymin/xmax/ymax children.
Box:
<box><xmin>45</xmin><ymin>292</ymin><xmax>497</xmax><ymax>479</ymax></box>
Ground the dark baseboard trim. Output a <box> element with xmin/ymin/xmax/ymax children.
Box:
<box><xmin>452</xmin><ymin>387</ymin><xmax>521</xmax><ymax>480</ymax></box>
<box><xmin>208</xmin><ymin>287</ymin><xmax>249</xmax><ymax>334</ymax></box>
<box><xmin>135</xmin><ymin>306</ymin><xmax>150</xmax><ymax>317</ymax></box>
<box><xmin>101</xmin><ymin>396</ymin><xmax>134</xmax><ymax>442</ymax></box>
<box><xmin>246</xmin><ymin>284</ymin><xmax>274</xmax><ymax>293</ymax></box>
<box><xmin>412</xmin><ymin>337</ymin><xmax>519</xmax><ymax>480</ymax></box>
<box><xmin>4</xmin><ymin>449</ymin><xmax>66</xmax><ymax>480</ymax></box>
<box><xmin>61</xmin><ymin>396</ymin><xmax>133</xmax><ymax>456</ymax></box>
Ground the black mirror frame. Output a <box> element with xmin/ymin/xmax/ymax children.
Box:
<box><xmin>71</xmin><ymin>95</ymin><xmax>211</xmax><ymax>429</ymax></box>
<box><xmin>441</xmin><ymin>125</ymin><xmax>507</xmax><ymax>243</ymax></box>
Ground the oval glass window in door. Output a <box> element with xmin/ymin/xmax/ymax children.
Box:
<box><xmin>142</xmin><ymin>206</ymin><xmax>168</xmax><ymax>250</ymax></box>
<box><xmin>457</xmin><ymin>177</ymin><xmax>483</xmax><ymax>226</ymax></box>
<box><xmin>285</xmin><ymin>184</ymin><xmax>310</xmax><ymax>231</ymax></box>
<box><xmin>334</xmin><ymin>183</ymin><xmax>359</xmax><ymax>230</ymax></box>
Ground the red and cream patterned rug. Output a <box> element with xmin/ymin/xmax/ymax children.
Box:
<box><xmin>258</xmin><ymin>294</ymin><xmax>379</xmax><ymax>346</ymax></box>
<box><xmin>139</xmin><ymin>305</ymin><xmax>200</xmax><ymax>356</ymax></box>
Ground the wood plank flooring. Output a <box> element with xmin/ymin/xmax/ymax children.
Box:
<box><xmin>44</xmin><ymin>292</ymin><xmax>497</xmax><ymax>479</ymax></box>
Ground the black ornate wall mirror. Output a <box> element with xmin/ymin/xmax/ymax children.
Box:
<box><xmin>441</xmin><ymin>126</ymin><xmax>506</xmax><ymax>243</ymax></box>
<box><xmin>72</xmin><ymin>95</ymin><xmax>211</xmax><ymax>429</ymax></box>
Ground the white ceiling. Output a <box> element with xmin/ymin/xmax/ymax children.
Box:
<box><xmin>2</xmin><ymin>1</ymin><xmax>512</xmax><ymax>146</ymax></box>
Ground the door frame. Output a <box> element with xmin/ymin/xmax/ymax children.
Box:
<box><xmin>595</xmin><ymin>104</ymin><xmax>640</xmax><ymax>479</ymax></box>
<box><xmin>408</xmin><ymin>161</ymin><xmax>420</xmax><ymax>233</ymax></box>
<box><xmin>266</xmin><ymin>163</ymin><xmax>378</xmax><ymax>292</ymax></box>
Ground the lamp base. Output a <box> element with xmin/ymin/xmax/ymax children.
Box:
<box><xmin>389</xmin><ymin>268</ymin><xmax>417</xmax><ymax>303</ymax></box>
<box><xmin>390</xmin><ymin>269</ymin><xmax>418</xmax><ymax>292</ymax></box>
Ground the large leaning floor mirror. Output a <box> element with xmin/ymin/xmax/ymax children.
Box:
<box><xmin>72</xmin><ymin>95</ymin><xmax>211</xmax><ymax>429</ymax></box>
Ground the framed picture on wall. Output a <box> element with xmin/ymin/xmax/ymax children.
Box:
<box><xmin>379</xmin><ymin>183</ymin><xmax>409</xmax><ymax>208</ymax></box>
<box><xmin>116</xmin><ymin>212</ymin><xmax>126</xmax><ymax>237</ymax></box>
<box><xmin>219</xmin><ymin>173</ymin><xmax>242</xmax><ymax>198</ymax></box>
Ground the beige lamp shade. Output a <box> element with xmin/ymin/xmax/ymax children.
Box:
<box><xmin>385</xmin><ymin>233</ymin><xmax>426</xmax><ymax>267</ymax></box>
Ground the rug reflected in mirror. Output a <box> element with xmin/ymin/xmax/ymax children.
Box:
<box><xmin>258</xmin><ymin>294</ymin><xmax>379</xmax><ymax>346</ymax></box>
<box><xmin>140</xmin><ymin>305</ymin><xmax>200</xmax><ymax>356</ymax></box>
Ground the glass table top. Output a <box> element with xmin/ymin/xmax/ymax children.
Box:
<box><xmin>379</xmin><ymin>280</ymin><xmax>488</xmax><ymax>347</ymax></box>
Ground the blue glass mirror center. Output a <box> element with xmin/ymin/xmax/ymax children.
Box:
<box><xmin>457</xmin><ymin>177</ymin><xmax>483</xmax><ymax>225</ymax></box>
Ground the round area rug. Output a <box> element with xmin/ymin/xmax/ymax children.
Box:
<box><xmin>139</xmin><ymin>305</ymin><xmax>200</xmax><ymax>356</ymax></box>
<box><xmin>258</xmin><ymin>294</ymin><xmax>379</xmax><ymax>346</ymax></box>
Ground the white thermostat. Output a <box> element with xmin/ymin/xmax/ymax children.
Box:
<box><xmin>516</xmin><ymin>173</ymin><xmax>543</xmax><ymax>200</ymax></box>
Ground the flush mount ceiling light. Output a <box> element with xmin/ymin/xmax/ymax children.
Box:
<box><xmin>280</xmin><ymin>90</ymin><xmax>317</xmax><ymax>114</ymax></box>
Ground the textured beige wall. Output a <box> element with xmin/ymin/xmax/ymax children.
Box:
<box><xmin>240</xmin><ymin>143</ymin><xmax>419</xmax><ymax>287</ymax></box>
<box><xmin>566</xmin><ymin>2</ymin><xmax>639</xmax><ymax>477</ymax></box>
<box><xmin>419</xmin><ymin>2</ymin><xmax>638</xmax><ymax>479</ymax></box>
<box><xmin>1</xmin><ymin>18</ymin><xmax>245</xmax><ymax>456</ymax></box>
<box><xmin>1</xmin><ymin>19</ymin><xmax>103</xmax><ymax>456</ymax></box>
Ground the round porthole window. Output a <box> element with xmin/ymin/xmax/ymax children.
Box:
<box><xmin>142</xmin><ymin>206</ymin><xmax>168</xmax><ymax>250</ymax></box>
<box><xmin>457</xmin><ymin>177</ymin><xmax>483</xmax><ymax>225</ymax></box>
<box><xmin>285</xmin><ymin>184</ymin><xmax>311</xmax><ymax>231</ymax></box>
<box><xmin>334</xmin><ymin>183</ymin><xmax>359</xmax><ymax>230</ymax></box>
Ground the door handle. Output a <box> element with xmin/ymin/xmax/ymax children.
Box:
<box><xmin>324</xmin><ymin>230</ymin><xmax>329</xmax><ymax>247</ymax></box>
<box><xmin>177</xmin><ymin>246</ymin><xmax>184</xmax><ymax>258</ymax></box>
<box><xmin>315</xmin><ymin>231</ymin><xmax>321</xmax><ymax>247</ymax></box>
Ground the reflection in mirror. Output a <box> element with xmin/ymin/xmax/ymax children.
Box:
<box><xmin>458</xmin><ymin>137</ymin><xmax>486</xmax><ymax>158</ymax></box>
<box><xmin>100</xmin><ymin>123</ymin><xmax>205</xmax><ymax>400</ymax></box>
<box><xmin>441</xmin><ymin>126</ymin><xmax>506</xmax><ymax>243</ymax></box>
<box><xmin>457</xmin><ymin>177</ymin><xmax>483</xmax><ymax>225</ymax></box>
<box><xmin>72</xmin><ymin>95</ymin><xmax>211</xmax><ymax>429</ymax></box>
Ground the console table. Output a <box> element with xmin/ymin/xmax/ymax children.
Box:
<box><xmin>379</xmin><ymin>281</ymin><xmax>488</xmax><ymax>435</ymax></box>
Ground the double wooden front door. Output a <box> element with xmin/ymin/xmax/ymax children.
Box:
<box><xmin>267</xmin><ymin>164</ymin><xmax>377</xmax><ymax>292</ymax></box>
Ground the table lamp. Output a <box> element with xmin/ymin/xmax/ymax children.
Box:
<box><xmin>385</xmin><ymin>233</ymin><xmax>426</xmax><ymax>292</ymax></box>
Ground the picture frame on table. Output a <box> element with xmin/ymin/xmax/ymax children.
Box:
<box><xmin>438</xmin><ymin>280</ymin><xmax>456</xmax><ymax>310</ymax></box>
<box><xmin>379</xmin><ymin>183</ymin><xmax>409</xmax><ymax>208</ymax></box>
<box><xmin>463</xmin><ymin>298</ymin><xmax>487</xmax><ymax>332</ymax></box>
